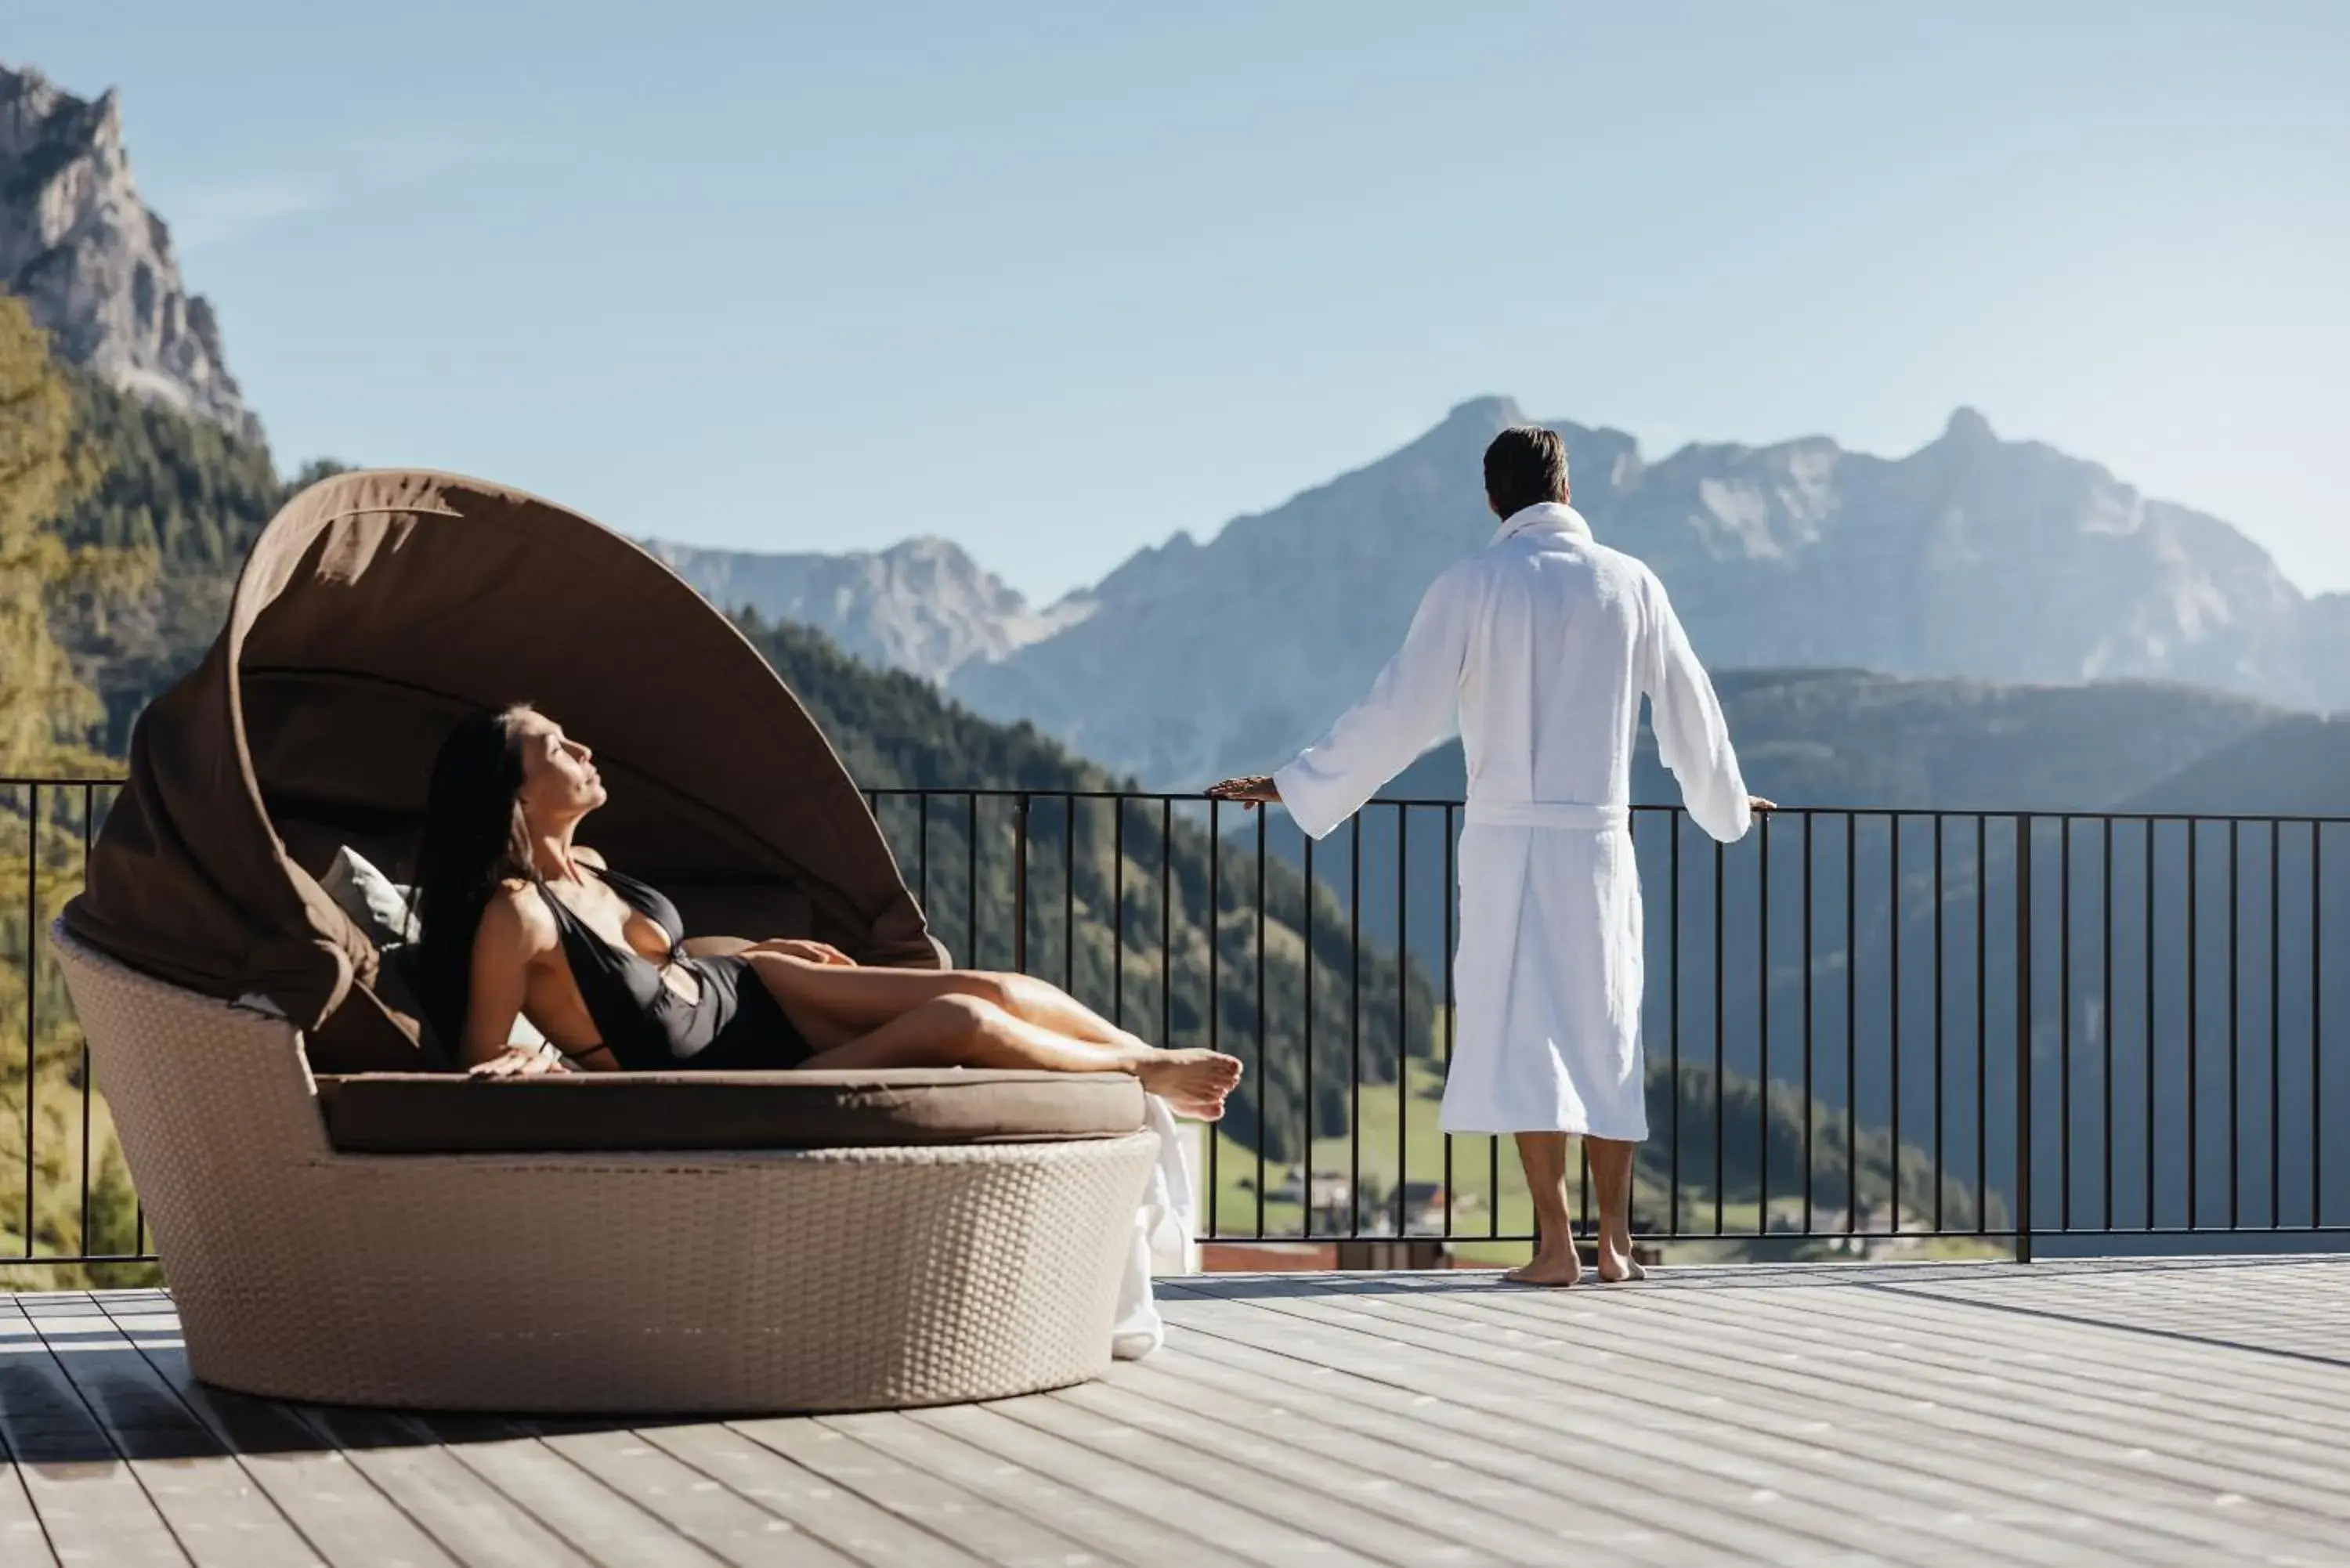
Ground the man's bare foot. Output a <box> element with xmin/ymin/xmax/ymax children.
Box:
<box><xmin>1596</xmin><ymin>1238</ymin><xmax>1648</xmax><ymax>1283</ymax></box>
<box><xmin>1502</xmin><ymin>1246</ymin><xmax>1583</xmax><ymax>1288</ymax></box>
<box><xmin>1135</xmin><ymin>1050</ymin><xmax>1243</xmax><ymax>1119</ymax></box>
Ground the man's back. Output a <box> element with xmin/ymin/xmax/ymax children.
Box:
<box><xmin>1456</xmin><ymin>516</ymin><xmax>1655</xmax><ymax>810</ymax></box>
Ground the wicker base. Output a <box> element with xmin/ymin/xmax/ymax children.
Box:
<box><xmin>53</xmin><ymin>924</ymin><xmax>1156</xmax><ymax>1414</ymax></box>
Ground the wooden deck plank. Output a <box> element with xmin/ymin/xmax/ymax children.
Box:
<box><xmin>1150</xmin><ymin>1335</ymin><xmax>1784</xmax><ymax>1568</ymax></box>
<box><xmin>750</xmin><ymin>1413</ymin><xmax>1111</xmax><ymax>1567</ymax></box>
<box><xmin>392</xmin><ymin>1414</ymin><xmax>721</xmax><ymax>1568</ymax></box>
<box><xmin>89</xmin><ymin>1318</ymin><xmax>461</xmax><ymax>1568</ymax></box>
<box><xmin>1209</xmin><ymin>1276</ymin><xmax>2327</xmax><ymax>1560</ymax></box>
<box><xmin>1159</xmin><ymin>1288</ymin><xmax>1951</xmax><ymax>1567</ymax></box>
<box><xmin>1064</xmin><ymin>1362</ymin><xmax>1676</xmax><ymax>1566</ymax></box>
<box><xmin>1306</xmin><ymin>1280</ymin><xmax>2233</xmax><ymax>1567</ymax></box>
<box><xmin>4</xmin><ymin>1258</ymin><xmax>2348</xmax><ymax>1568</ymax></box>
<box><xmin>996</xmin><ymin>1387</ymin><xmax>1484</xmax><ymax>1567</ymax></box>
<box><xmin>520</xmin><ymin>1424</ymin><xmax>859</xmax><ymax>1568</ymax></box>
<box><xmin>1165</xmin><ymin>1279</ymin><xmax>2186</xmax><ymax>1567</ymax></box>
<box><xmin>291</xmin><ymin>1408</ymin><xmax>603</xmax><ymax>1568</ymax></box>
<box><xmin>1712</xmin><ymin>1272</ymin><xmax>2350</xmax><ymax>1431</ymax></box>
<box><xmin>906</xmin><ymin>1401</ymin><xmax>1383</xmax><ymax>1568</ymax></box>
<box><xmin>0</xmin><ymin>1297</ymin><xmax>190</xmax><ymax>1568</ymax></box>
<box><xmin>826</xmin><ymin>1405</ymin><xmax>1253</xmax><ymax>1568</ymax></box>
<box><xmin>641</xmin><ymin>1420</ymin><xmax>982</xmax><ymax>1568</ymax></box>
<box><xmin>12</xmin><ymin>1292</ymin><xmax>321</xmax><ymax>1568</ymax></box>
<box><xmin>1386</xmin><ymin>1274</ymin><xmax>2350</xmax><ymax>1537</ymax></box>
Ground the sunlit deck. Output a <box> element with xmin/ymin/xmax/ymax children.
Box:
<box><xmin>4</xmin><ymin>1255</ymin><xmax>2346</xmax><ymax>1566</ymax></box>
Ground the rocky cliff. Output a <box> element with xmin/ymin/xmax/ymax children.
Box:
<box><xmin>1</xmin><ymin>62</ymin><xmax>260</xmax><ymax>443</ymax></box>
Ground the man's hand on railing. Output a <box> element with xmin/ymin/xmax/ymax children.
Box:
<box><xmin>1206</xmin><ymin>775</ymin><xmax>1282</xmax><ymax>811</ymax></box>
<box><xmin>1751</xmin><ymin>795</ymin><xmax>1778</xmax><ymax>813</ymax></box>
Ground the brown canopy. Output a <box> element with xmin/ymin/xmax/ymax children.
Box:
<box><xmin>64</xmin><ymin>469</ymin><xmax>939</xmax><ymax>1065</ymax></box>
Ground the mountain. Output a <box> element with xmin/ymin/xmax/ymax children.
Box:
<box><xmin>945</xmin><ymin>398</ymin><xmax>2347</xmax><ymax>787</ymax></box>
<box><xmin>1</xmin><ymin>63</ymin><xmax>260</xmax><ymax>443</ymax></box>
<box><xmin>648</xmin><ymin>536</ymin><xmax>1088</xmax><ymax>685</ymax></box>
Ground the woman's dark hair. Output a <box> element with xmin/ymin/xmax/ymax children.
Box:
<box><xmin>1483</xmin><ymin>425</ymin><xmax>1571</xmax><ymax>518</ymax></box>
<box><xmin>412</xmin><ymin>705</ymin><xmax>535</xmax><ymax>1049</ymax></box>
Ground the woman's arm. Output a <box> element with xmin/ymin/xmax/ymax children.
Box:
<box><xmin>460</xmin><ymin>893</ymin><xmax>569</xmax><ymax>1074</ymax></box>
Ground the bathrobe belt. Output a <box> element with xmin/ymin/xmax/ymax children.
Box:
<box><xmin>1461</xmin><ymin>801</ymin><xmax>1632</xmax><ymax>830</ymax></box>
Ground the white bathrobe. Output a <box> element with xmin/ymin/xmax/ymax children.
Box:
<box><xmin>1272</xmin><ymin>502</ymin><xmax>1752</xmax><ymax>1140</ymax></box>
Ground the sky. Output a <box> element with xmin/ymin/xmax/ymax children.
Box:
<box><xmin>13</xmin><ymin>2</ymin><xmax>2349</xmax><ymax>603</ymax></box>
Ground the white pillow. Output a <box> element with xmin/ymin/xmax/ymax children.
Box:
<box><xmin>321</xmin><ymin>845</ymin><xmax>420</xmax><ymax>947</ymax></box>
<box><xmin>326</xmin><ymin>846</ymin><xmax>546</xmax><ymax>1050</ymax></box>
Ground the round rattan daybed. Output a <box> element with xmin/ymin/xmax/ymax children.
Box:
<box><xmin>56</xmin><ymin>469</ymin><xmax>1155</xmax><ymax>1414</ymax></box>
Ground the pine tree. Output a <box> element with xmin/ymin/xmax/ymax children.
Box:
<box><xmin>0</xmin><ymin>294</ymin><xmax>150</xmax><ymax>774</ymax></box>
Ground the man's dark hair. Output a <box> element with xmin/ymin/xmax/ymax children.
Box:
<box><xmin>1483</xmin><ymin>426</ymin><xmax>1571</xmax><ymax>518</ymax></box>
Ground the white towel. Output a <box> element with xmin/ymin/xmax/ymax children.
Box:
<box><xmin>1111</xmin><ymin>1093</ymin><xmax>1196</xmax><ymax>1359</ymax></box>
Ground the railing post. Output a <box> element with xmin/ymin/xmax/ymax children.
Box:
<box><xmin>2015</xmin><ymin>812</ymin><xmax>2034</xmax><ymax>1264</ymax></box>
<box><xmin>1013</xmin><ymin>793</ymin><xmax>1029</xmax><ymax>974</ymax></box>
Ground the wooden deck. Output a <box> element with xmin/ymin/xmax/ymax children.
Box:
<box><xmin>4</xmin><ymin>1256</ymin><xmax>2348</xmax><ymax>1566</ymax></box>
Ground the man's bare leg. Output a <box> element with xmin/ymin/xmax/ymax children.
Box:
<box><xmin>1588</xmin><ymin>1136</ymin><xmax>1647</xmax><ymax>1281</ymax></box>
<box><xmin>1503</xmin><ymin>1133</ymin><xmax>1582</xmax><ymax>1287</ymax></box>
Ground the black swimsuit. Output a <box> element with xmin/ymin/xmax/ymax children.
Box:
<box><xmin>536</xmin><ymin>865</ymin><xmax>812</xmax><ymax>1071</ymax></box>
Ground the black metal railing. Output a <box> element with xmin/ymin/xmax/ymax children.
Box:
<box><xmin>5</xmin><ymin>778</ymin><xmax>2344</xmax><ymax>1277</ymax></box>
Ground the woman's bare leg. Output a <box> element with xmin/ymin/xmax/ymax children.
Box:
<box><xmin>787</xmin><ymin>992</ymin><xmax>1241</xmax><ymax>1118</ymax></box>
<box><xmin>747</xmin><ymin>957</ymin><xmax>1146</xmax><ymax>1050</ymax></box>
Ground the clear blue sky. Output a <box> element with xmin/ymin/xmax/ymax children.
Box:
<box><xmin>14</xmin><ymin>2</ymin><xmax>2348</xmax><ymax>602</ymax></box>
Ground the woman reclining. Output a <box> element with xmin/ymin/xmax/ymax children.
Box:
<box><xmin>414</xmin><ymin>705</ymin><xmax>1242</xmax><ymax>1119</ymax></box>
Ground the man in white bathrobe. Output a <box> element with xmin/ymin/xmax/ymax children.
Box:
<box><xmin>1210</xmin><ymin>425</ymin><xmax>1766</xmax><ymax>1286</ymax></box>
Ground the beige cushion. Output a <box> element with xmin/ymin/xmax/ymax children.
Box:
<box><xmin>313</xmin><ymin>1067</ymin><xmax>1146</xmax><ymax>1153</ymax></box>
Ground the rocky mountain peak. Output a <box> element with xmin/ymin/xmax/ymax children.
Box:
<box><xmin>1940</xmin><ymin>406</ymin><xmax>1998</xmax><ymax>446</ymax></box>
<box><xmin>1</xmin><ymin>61</ymin><xmax>262</xmax><ymax>443</ymax></box>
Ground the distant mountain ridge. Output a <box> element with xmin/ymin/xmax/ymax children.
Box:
<box><xmin>945</xmin><ymin>397</ymin><xmax>2348</xmax><ymax>786</ymax></box>
<box><xmin>646</xmin><ymin>536</ymin><xmax>1091</xmax><ymax>685</ymax></box>
<box><xmin>0</xmin><ymin>62</ymin><xmax>260</xmax><ymax>442</ymax></box>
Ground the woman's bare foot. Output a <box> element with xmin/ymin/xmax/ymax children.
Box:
<box><xmin>1135</xmin><ymin>1050</ymin><xmax>1243</xmax><ymax>1119</ymax></box>
<box><xmin>1596</xmin><ymin>1237</ymin><xmax>1647</xmax><ymax>1283</ymax></box>
<box><xmin>1502</xmin><ymin>1245</ymin><xmax>1583</xmax><ymax>1288</ymax></box>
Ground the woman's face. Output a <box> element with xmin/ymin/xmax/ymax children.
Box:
<box><xmin>512</xmin><ymin>710</ymin><xmax>606</xmax><ymax>826</ymax></box>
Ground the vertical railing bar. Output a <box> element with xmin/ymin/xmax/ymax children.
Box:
<box><xmin>1396</xmin><ymin>804</ymin><xmax>1408</xmax><ymax>1239</ymax></box>
<box><xmin>2059</xmin><ymin>816</ymin><xmax>2071</xmax><ymax>1234</ymax></box>
<box><xmin>1714</xmin><ymin>833</ymin><xmax>1726</xmax><ymax>1237</ymax></box>
<box><xmin>2187</xmin><ymin>818</ymin><xmax>2199</xmax><ymax>1232</ymax></box>
<box><xmin>24</xmin><ymin>782</ymin><xmax>40</xmax><ymax>1259</ymax></box>
<box><xmin>2102</xmin><ymin>814</ymin><xmax>2114</xmax><ymax>1233</ymax></box>
<box><xmin>1304</xmin><ymin>826</ymin><xmax>1316</xmax><ymax>1239</ymax></box>
<box><xmin>1064</xmin><ymin>800</ymin><xmax>1077</xmax><ymax>997</ymax></box>
<box><xmin>1112</xmin><ymin>799</ymin><xmax>1124</xmax><ymax>1031</ymax></box>
<box><xmin>967</xmin><ymin>794</ymin><xmax>979</xmax><ymax>970</ymax></box>
<box><xmin>1846</xmin><ymin>811</ymin><xmax>1857</xmax><ymax>1237</ymax></box>
<box><xmin>1579</xmin><ymin>1136</ymin><xmax>1593</xmax><ymax>1241</ymax></box>
<box><xmin>1934</xmin><ymin>811</ymin><xmax>1946</xmax><ymax>1234</ymax></box>
<box><xmin>1976</xmin><ymin>814</ymin><xmax>1987</xmax><ymax>1235</ymax></box>
<box><xmin>2228</xmin><ymin>817</ymin><xmax>2240</xmax><ymax>1232</ymax></box>
<box><xmin>2145</xmin><ymin>819</ymin><xmax>2157</xmax><ymax>1230</ymax></box>
<box><xmin>1256</xmin><ymin>805</ymin><xmax>1267</xmax><ymax>1241</ymax></box>
<box><xmin>1350</xmin><ymin>814</ymin><xmax>1362</xmax><ymax>1242</ymax></box>
<box><xmin>1803</xmin><ymin>810</ymin><xmax>1815</xmax><ymax>1237</ymax></box>
<box><xmin>1893</xmin><ymin>813</ymin><xmax>1903</xmax><ymax>1234</ymax></box>
<box><xmin>2269</xmin><ymin>817</ymin><xmax>2280</xmax><ymax>1230</ymax></box>
<box><xmin>2016</xmin><ymin>814</ymin><xmax>2034</xmax><ymax>1264</ymax></box>
<box><xmin>1671</xmin><ymin>812</ymin><xmax>1682</xmax><ymax>1236</ymax></box>
<box><xmin>1014</xmin><ymin>795</ymin><xmax>1030</xmax><ymax>976</ymax></box>
<box><xmin>2313</xmin><ymin>823</ymin><xmax>2324</xmax><ymax>1230</ymax></box>
<box><xmin>1442</xmin><ymin>804</ymin><xmax>1455</xmax><ymax>1238</ymax></box>
<box><xmin>1759</xmin><ymin>809</ymin><xmax>1771</xmax><ymax>1237</ymax></box>
<box><xmin>81</xmin><ymin>782</ymin><xmax>96</xmax><ymax>1258</ymax></box>
<box><xmin>1159</xmin><ymin>797</ymin><xmax>1173</xmax><ymax>1086</ymax></box>
<box><xmin>1207</xmin><ymin>797</ymin><xmax>1220</xmax><ymax>1240</ymax></box>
